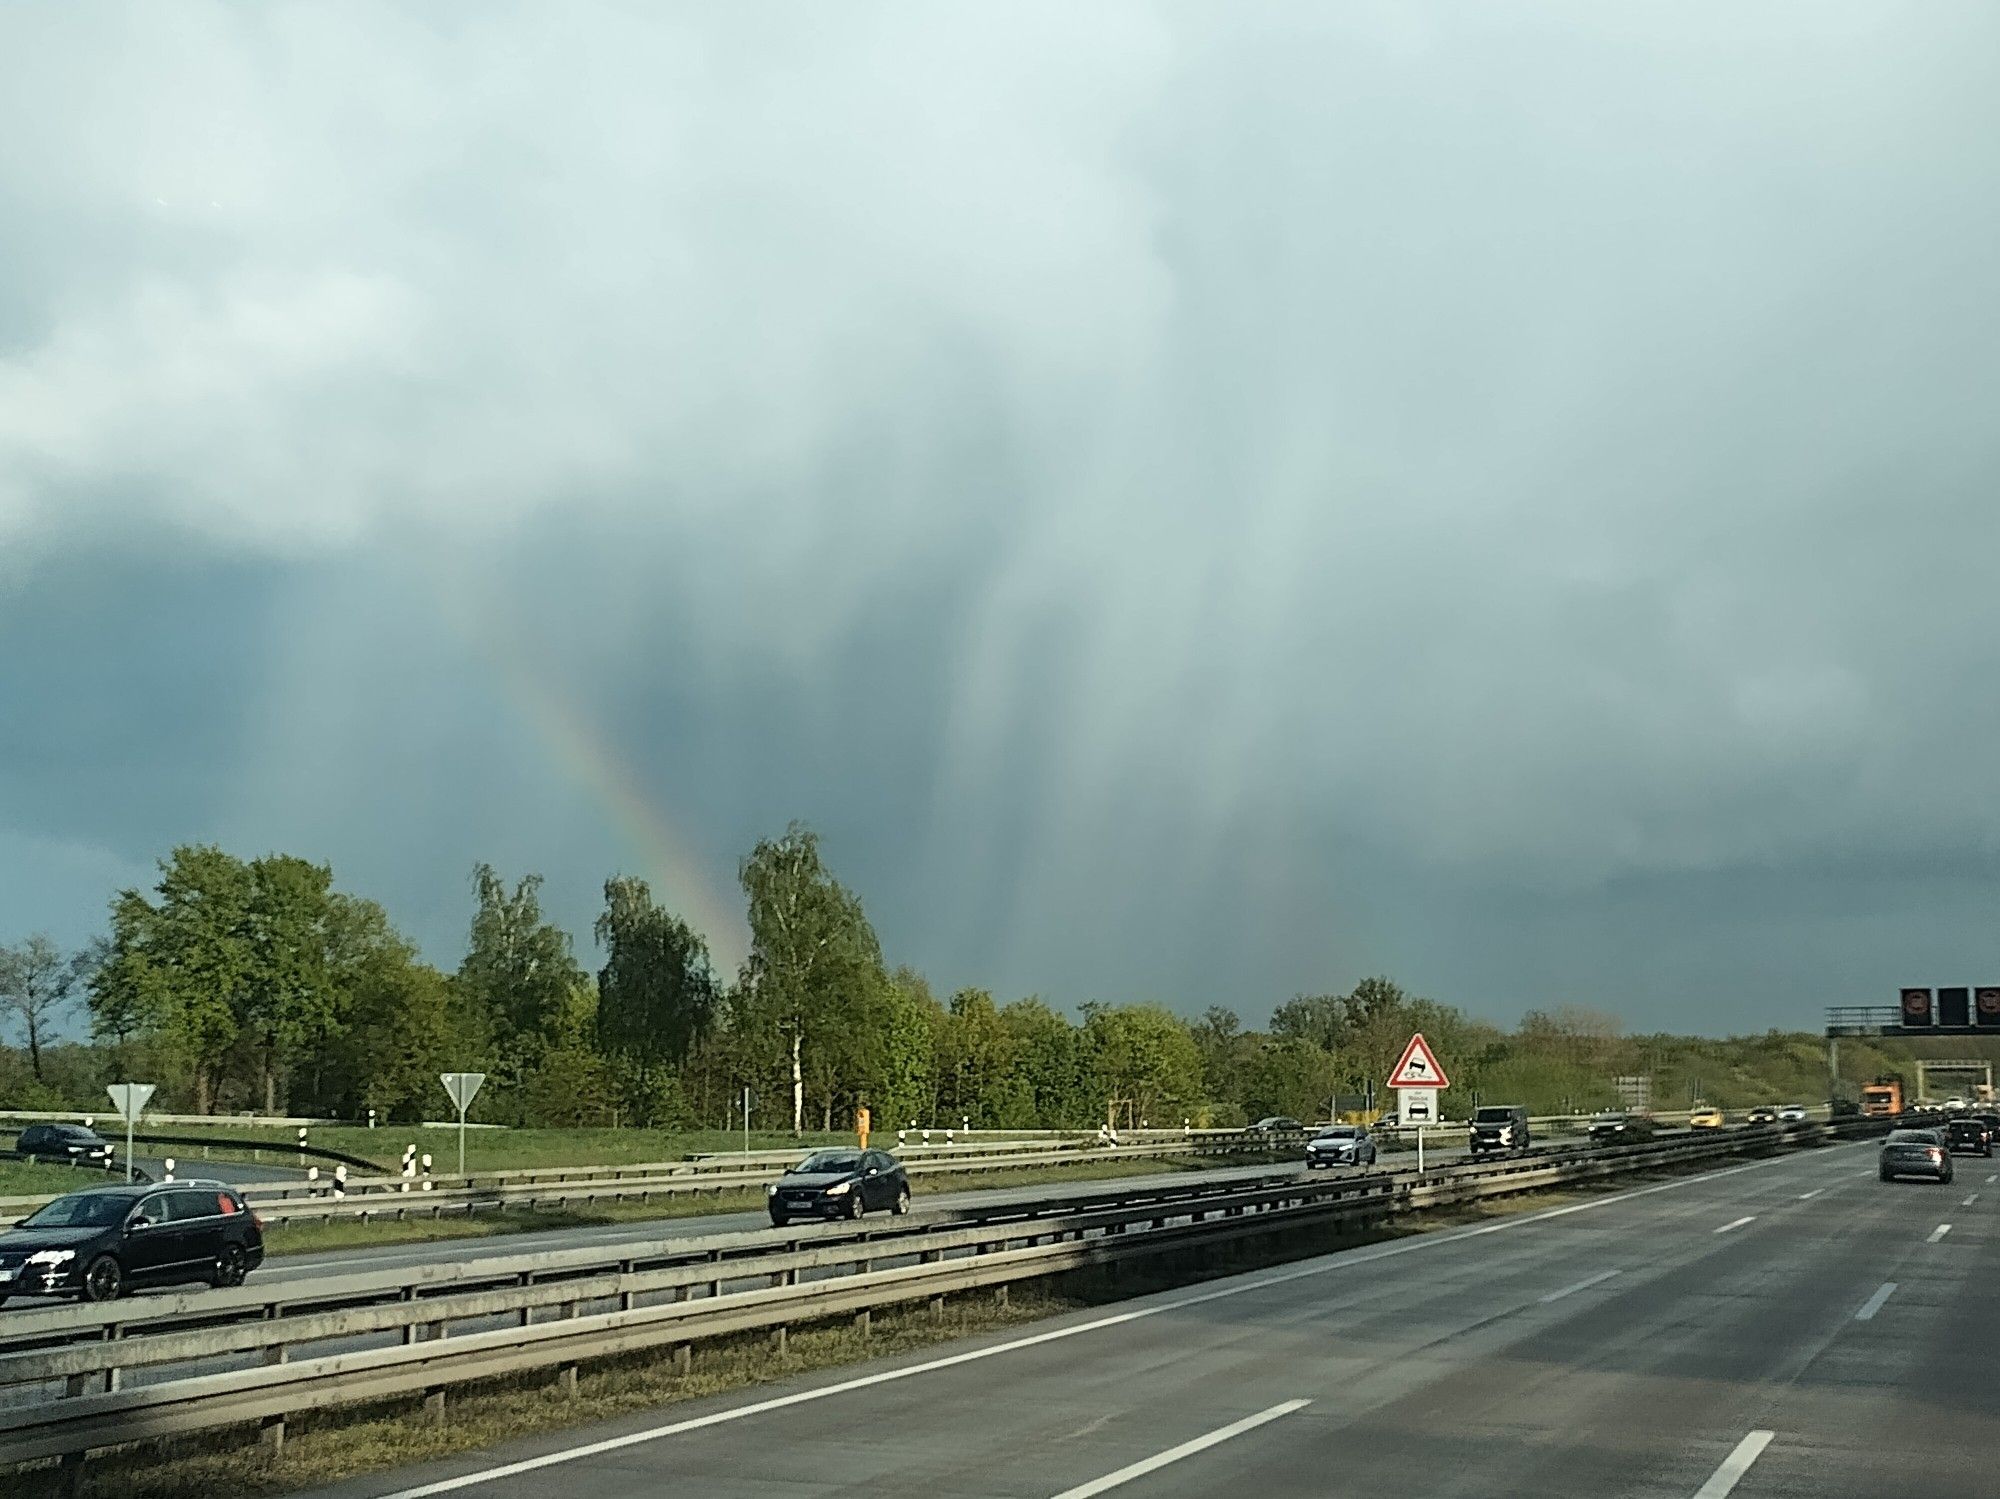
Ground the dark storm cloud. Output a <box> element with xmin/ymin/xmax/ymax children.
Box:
<box><xmin>3</xmin><ymin>3</ymin><xmax>1998</xmax><ymax>1030</ymax></box>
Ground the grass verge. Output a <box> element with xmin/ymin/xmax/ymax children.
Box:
<box><xmin>0</xmin><ymin>1159</ymin><xmax>126</xmax><ymax>1196</ymax></box>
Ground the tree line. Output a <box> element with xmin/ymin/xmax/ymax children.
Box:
<box><xmin>0</xmin><ymin>824</ymin><xmax>1856</xmax><ymax>1129</ymax></box>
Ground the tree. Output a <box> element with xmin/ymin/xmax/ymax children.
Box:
<box><xmin>1000</xmin><ymin>998</ymin><xmax>1089</xmax><ymax>1126</ymax></box>
<box><xmin>90</xmin><ymin>845</ymin><xmax>256</xmax><ymax>1112</ymax></box>
<box><xmin>240</xmin><ymin>855</ymin><xmax>339</xmax><ymax>1114</ymax></box>
<box><xmin>335</xmin><ymin>957</ymin><xmax>466</xmax><ymax>1123</ymax></box>
<box><xmin>1269</xmin><ymin>993</ymin><xmax>1344</xmax><ymax>1053</ymax></box>
<box><xmin>0</xmin><ymin>935</ymin><xmax>97</xmax><ymax>1081</ymax></box>
<box><xmin>457</xmin><ymin>865</ymin><xmax>589</xmax><ymax>1089</ymax></box>
<box><xmin>735</xmin><ymin>824</ymin><xmax>885</xmax><ymax>1135</ymax></box>
<box><xmin>1082</xmin><ymin>1003</ymin><xmax>1204</xmax><ymax>1128</ymax></box>
<box><xmin>935</xmin><ymin>987</ymin><xmax>1016</xmax><ymax>1126</ymax></box>
<box><xmin>594</xmin><ymin>876</ymin><xmax>718</xmax><ymax>1088</ymax></box>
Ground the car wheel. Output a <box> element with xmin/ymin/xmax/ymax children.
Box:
<box><xmin>80</xmin><ymin>1255</ymin><xmax>123</xmax><ymax>1303</ymax></box>
<box><xmin>1879</xmin><ymin>1168</ymin><xmax>1892</xmax><ymax>1181</ymax></box>
<box><xmin>892</xmin><ymin>1186</ymin><xmax>911</xmax><ymax>1216</ymax></box>
<box><xmin>213</xmin><ymin>1243</ymin><xmax>248</xmax><ymax>1289</ymax></box>
<box><xmin>768</xmin><ymin>1211</ymin><xmax>788</xmax><ymax>1229</ymax></box>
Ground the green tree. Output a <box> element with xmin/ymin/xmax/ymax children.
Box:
<box><xmin>734</xmin><ymin>824</ymin><xmax>886</xmax><ymax>1135</ymax></box>
<box><xmin>594</xmin><ymin>875</ymin><xmax>717</xmax><ymax>1087</ymax></box>
<box><xmin>1000</xmin><ymin>998</ymin><xmax>1089</xmax><ymax>1126</ymax></box>
<box><xmin>457</xmin><ymin>865</ymin><xmax>589</xmax><ymax>1090</ymax></box>
<box><xmin>90</xmin><ymin>846</ymin><xmax>256</xmax><ymax>1112</ymax></box>
<box><xmin>239</xmin><ymin>855</ymin><xmax>340</xmax><ymax>1113</ymax></box>
<box><xmin>336</xmin><ymin>957</ymin><xmax>468</xmax><ymax>1123</ymax></box>
<box><xmin>1082</xmin><ymin>1002</ymin><xmax>1204</xmax><ymax>1128</ymax></box>
<box><xmin>0</xmin><ymin>934</ymin><xmax>97</xmax><ymax>1082</ymax></box>
<box><xmin>935</xmin><ymin>987</ymin><xmax>1017</xmax><ymax>1127</ymax></box>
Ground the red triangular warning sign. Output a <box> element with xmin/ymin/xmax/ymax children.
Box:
<box><xmin>1387</xmin><ymin>1032</ymin><xmax>1450</xmax><ymax>1089</ymax></box>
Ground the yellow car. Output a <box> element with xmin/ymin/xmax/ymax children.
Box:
<box><xmin>1688</xmin><ymin>1105</ymin><xmax>1725</xmax><ymax>1130</ymax></box>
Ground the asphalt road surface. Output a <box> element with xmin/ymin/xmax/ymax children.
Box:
<box><xmin>258</xmin><ymin>1157</ymin><xmax>1404</xmax><ymax>1282</ymax></box>
<box><xmin>296</xmin><ymin>1138</ymin><xmax>1999</xmax><ymax>1499</ymax></box>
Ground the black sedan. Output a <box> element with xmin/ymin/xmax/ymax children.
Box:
<box><xmin>0</xmin><ymin>1181</ymin><xmax>263</xmax><ymax>1305</ymax></box>
<box><xmin>767</xmin><ymin>1148</ymin><xmax>911</xmax><ymax>1226</ymax></box>
<box><xmin>1587</xmin><ymin>1112</ymin><xmax>1656</xmax><ymax>1143</ymax></box>
<box><xmin>13</xmin><ymin>1123</ymin><xmax>114</xmax><ymax>1167</ymax></box>
<box><xmin>1250</xmin><ymin>1116</ymin><xmax>1305</xmax><ymax>1133</ymax></box>
<box><xmin>1879</xmin><ymin>1129</ymin><xmax>1954</xmax><ymax>1183</ymax></box>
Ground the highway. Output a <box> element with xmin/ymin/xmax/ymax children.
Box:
<box><xmin>291</xmin><ymin>1139</ymin><xmax>1998</xmax><ymax>1499</ymax></box>
<box><xmin>256</xmin><ymin>1159</ymin><xmax>1369</xmax><ymax>1282</ymax></box>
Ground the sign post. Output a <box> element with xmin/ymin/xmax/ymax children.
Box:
<box><xmin>742</xmin><ymin>1086</ymin><xmax>753</xmax><ymax>1157</ymax></box>
<box><xmin>105</xmin><ymin>1083</ymin><xmax>156</xmax><ymax>1183</ymax></box>
<box><xmin>438</xmin><ymin>1073</ymin><xmax>486</xmax><ymax>1177</ymax></box>
<box><xmin>1386</xmin><ymin>1033</ymin><xmax>1451</xmax><ymax>1174</ymax></box>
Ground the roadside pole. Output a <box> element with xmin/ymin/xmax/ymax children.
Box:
<box><xmin>1417</xmin><ymin>1125</ymin><xmax>1425</xmax><ymax>1173</ymax></box>
<box><xmin>106</xmin><ymin>1083</ymin><xmax>156</xmax><ymax>1183</ymax></box>
<box><xmin>439</xmin><ymin>1073</ymin><xmax>486</xmax><ymax>1177</ymax></box>
<box><xmin>742</xmin><ymin>1086</ymin><xmax>753</xmax><ymax>1156</ymax></box>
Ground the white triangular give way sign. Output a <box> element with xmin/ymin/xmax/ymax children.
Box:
<box><xmin>1387</xmin><ymin>1033</ymin><xmax>1450</xmax><ymax>1089</ymax></box>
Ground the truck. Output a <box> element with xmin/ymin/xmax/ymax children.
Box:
<box><xmin>1860</xmin><ymin>1076</ymin><xmax>1904</xmax><ymax>1118</ymax></box>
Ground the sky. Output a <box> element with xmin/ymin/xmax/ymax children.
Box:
<box><xmin>2</xmin><ymin>3</ymin><xmax>1998</xmax><ymax>1036</ymax></box>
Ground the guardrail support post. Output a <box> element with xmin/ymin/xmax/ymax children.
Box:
<box><xmin>771</xmin><ymin>1322</ymin><xmax>788</xmax><ymax>1355</ymax></box>
<box><xmin>260</xmin><ymin>1411</ymin><xmax>286</xmax><ymax>1456</ymax></box>
<box><xmin>424</xmin><ymin>1387</ymin><xmax>447</xmax><ymax>1423</ymax></box>
<box><xmin>854</xmin><ymin>1307</ymin><xmax>871</xmax><ymax>1337</ymax></box>
<box><xmin>58</xmin><ymin>1450</ymin><xmax>86</xmax><ymax>1498</ymax></box>
<box><xmin>674</xmin><ymin>1342</ymin><xmax>692</xmax><ymax>1375</ymax></box>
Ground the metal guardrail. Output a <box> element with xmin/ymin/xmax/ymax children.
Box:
<box><xmin>0</xmin><ymin>1121</ymin><xmax>1874</xmax><ymax>1476</ymax></box>
<box><xmin>0</xmin><ymin>1137</ymin><xmax>1304</xmax><ymax>1231</ymax></box>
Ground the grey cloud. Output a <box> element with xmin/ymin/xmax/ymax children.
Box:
<box><xmin>3</xmin><ymin>3</ymin><xmax>1998</xmax><ymax>1029</ymax></box>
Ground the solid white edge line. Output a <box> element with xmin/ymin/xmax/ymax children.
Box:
<box><xmin>1855</xmin><ymin>1282</ymin><xmax>1896</xmax><ymax>1321</ymax></box>
<box><xmin>1928</xmin><ymin>1223</ymin><xmax>1952</xmax><ymax>1243</ymax></box>
<box><xmin>1693</xmin><ymin>1429</ymin><xmax>1774</xmax><ymax>1498</ymax></box>
<box><xmin>370</xmin><ymin>1143</ymin><xmax>1856</xmax><ymax>1499</ymax></box>
<box><xmin>1540</xmin><ymin>1269</ymin><xmax>1622</xmax><ymax>1303</ymax></box>
<box><xmin>1047</xmin><ymin>1399</ymin><xmax>1312</xmax><ymax>1499</ymax></box>
<box><xmin>1713</xmin><ymin>1215</ymin><xmax>1756</xmax><ymax>1234</ymax></box>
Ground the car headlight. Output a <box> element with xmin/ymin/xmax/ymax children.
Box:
<box><xmin>26</xmin><ymin>1249</ymin><xmax>76</xmax><ymax>1266</ymax></box>
<box><xmin>766</xmin><ymin>1183</ymin><xmax>778</xmax><ymax>1196</ymax></box>
<box><xmin>824</xmin><ymin>1181</ymin><xmax>851</xmax><ymax>1196</ymax></box>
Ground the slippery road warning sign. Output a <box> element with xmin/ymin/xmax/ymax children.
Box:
<box><xmin>1388</xmin><ymin>1033</ymin><xmax>1450</xmax><ymax>1090</ymax></box>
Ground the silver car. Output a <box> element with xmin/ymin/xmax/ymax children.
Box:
<box><xmin>1305</xmin><ymin>1125</ymin><xmax>1378</xmax><ymax>1169</ymax></box>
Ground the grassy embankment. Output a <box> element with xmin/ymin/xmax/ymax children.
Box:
<box><xmin>0</xmin><ymin>1159</ymin><xmax>123</xmax><ymax>1196</ymax></box>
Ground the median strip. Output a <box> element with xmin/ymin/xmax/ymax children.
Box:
<box><xmin>1046</xmin><ymin>1399</ymin><xmax>1311</xmax><ymax>1498</ymax></box>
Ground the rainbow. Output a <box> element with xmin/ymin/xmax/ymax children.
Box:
<box><xmin>483</xmin><ymin>633</ymin><xmax>748</xmax><ymax>977</ymax></box>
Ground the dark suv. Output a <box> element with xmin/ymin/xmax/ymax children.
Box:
<box><xmin>1945</xmin><ymin>1119</ymin><xmax>1992</xmax><ymax>1158</ymax></box>
<box><xmin>1469</xmin><ymin>1105</ymin><xmax>1531</xmax><ymax>1157</ymax></box>
<box><xmin>0</xmin><ymin>1181</ymin><xmax>263</xmax><ymax>1305</ymax></box>
<box><xmin>13</xmin><ymin>1123</ymin><xmax>114</xmax><ymax>1167</ymax></box>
